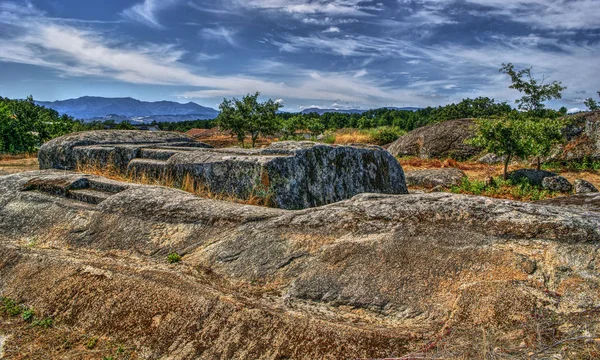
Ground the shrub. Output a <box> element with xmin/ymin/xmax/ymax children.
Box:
<box><xmin>369</xmin><ymin>126</ymin><xmax>405</xmax><ymax>145</ymax></box>
<box><xmin>22</xmin><ymin>307</ymin><xmax>34</xmax><ymax>322</ymax></box>
<box><xmin>167</xmin><ymin>252</ymin><xmax>182</xmax><ymax>264</ymax></box>
<box><xmin>1</xmin><ymin>296</ymin><xmax>22</xmax><ymax>316</ymax></box>
<box><xmin>32</xmin><ymin>317</ymin><xmax>54</xmax><ymax>328</ymax></box>
<box><xmin>450</xmin><ymin>176</ymin><xmax>560</xmax><ymax>201</ymax></box>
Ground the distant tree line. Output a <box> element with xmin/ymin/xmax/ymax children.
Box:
<box><xmin>0</xmin><ymin>96</ymin><xmax>82</xmax><ymax>153</ymax></box>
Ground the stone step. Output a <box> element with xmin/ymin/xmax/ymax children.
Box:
<box><xmin>139</xmin><ymin>148</ymin><xmax>180</xmax><ymax>161</ymax></box>
<box><xmin>127</xmin><ymin>158</ymin><xmax>169</xmax><ymax>178</ymax></box>
<box><xmin>68</xmin><ymin>188</ymin><xmax>112</xmax><ymax>205</ymax></box>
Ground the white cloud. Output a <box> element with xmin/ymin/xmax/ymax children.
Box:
<box><xmin>568</xmin><ymin>107</ymin><xmax>582</xmax><ymax>113</ymax></box>
<box><xmin>322</xmin><ymin>26</ymin><xmax>341</xmax><ymax>33</ymax></box>
<box><xmin>121</xmin><ymin>0</ymin><xmax>180</xmax><ymax>28</ymax></box>
<box><xmin>353</xmin><ymin>69</ymin><xmax>368</xmax><ymax>77</ymax></box>
<box><xmin>462</xmin><ymin>0</ymin><xmax>600</xmax><ymax>30</ymax></box>
<box><xmin>200</xmin><ymin>27</ymin><xmax>238</xmax><ymax>46</ymax></box>
<box><xmin>238</xmin><ymin>0</ymin><xmax>374</xmax><ymax>16</ymax></box>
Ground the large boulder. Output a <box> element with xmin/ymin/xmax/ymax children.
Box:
<box><xmin>541</xmin><ymin>175</ymin><xmax>573</xmax><ymax>192</ymax></box>
<box><xmin>38</xmin><ymin>130</ymin><xmax>212</xmax><ymax>170</ymax></box>
<box><xmin>39</xmin><ymin>132</ymin><xmax>408</xmax><ymax>209</ymax></box>
<box><xmin>508</xmin><ymin>169</ymin><xmax>557</xmax><ymax>186</ymax></box>
<box><xmin>0</xmin><ymin>171</ymin><xmax>599</xmax><ymax>358</ymax></box>
<box><xmin>574</xmin><ymin>178</ymin><xmax>599</xmax><ymax>194</ymax></box>
<box><xmin>404</xmin><ymin>168</ymin><xmax>466</xmax><ymax>189</ymax></box>
<box><xmin>387</xmin><ymin>119</ymin><xmax>480</xmax><ymax>159</ymax></box>
<box><xmin>552</xmin><ymin>110</ymin><xmax>600</xmax><ymax>161</ymax></box>
<box><xmin>477</xmin><ymin>153</ymin><xmax>504</xmax><ymax>164</ymax></box>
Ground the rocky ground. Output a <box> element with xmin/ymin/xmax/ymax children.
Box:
<box><xmin>0</xmin><ymin>170</ymin><xmax>599</xmax><ymax>359</ymax></box>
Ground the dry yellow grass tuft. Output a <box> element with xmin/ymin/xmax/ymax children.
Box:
<box><xmin>75</xmin><ymin>161</ymin><xmax>273</xmax><ymax>207</ymax></box>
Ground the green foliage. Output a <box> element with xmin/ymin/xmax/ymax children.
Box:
<box><xmin>583</xmin><ymin>91</ymin><xmax>600</xmax><ymax>111</ymax></box>
<box><xmin>368</xmin><ymin>126</ymin><xmax>406</xmax><ymax>145</ymax></box>
<box><xmin>450</xmin><ymin>176</ymin><xmax>559</xmax><ymax>201</ymax></box>
<box><xmin>500</xmin><ymin>63</ymin><xmax>566</xmax><ymax>112</ymax></box>
<box><xmin>115</xmin><ymin>121</ymin><xmax>134</xmax><ymax>130</ymax></box>
<box><xmin>468</xmin><ymin>115</ymin><xmax>529</xmax><ymax>179</ymax></box>
<box><xmin>0</xmin><ymin>96</ymin><xmax>84</xmax><ymax>154</ymax></box>
<box><xmin>469</xmin><ymin>112</ymin><xmax>566</xmax><ymax>178</ymax></box>
<box><xmin>86</xmin><ymin>337</ymin><xmax>98</xmax><ymax>349</ymax></box>
<box><xmin>1</xmin><ymin>296</ymin><xmax>22</xmax><ymax>316</ymax></box>
<box><xmin>22</xmin><ymin>307</ymin><xmax>34</xmax><ymax>322</ymax></box>
<box><xmin>32</xmin><ymin>317</ymin><xmax>54</xmax><ymax>328</ymax></box>
<box><xmin>167</xmin><ymin>252</ymin><xmax>182</xmax><ymax>264</ymax></box>
<box><xmin>216</xmin><ymin>92</ymin><xmax>282</xmax><ymax>147</ymax></box>
<box><xmin>520</xmin><ymin>115</ymin><xmax>565</xmax><ymax>168</ymax></box>
<box><xmin>543</xmin><ymin>157</ymin><xmax>600</xmax><ymax>172</ymax></box>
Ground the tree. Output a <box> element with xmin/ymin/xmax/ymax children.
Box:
<box><xmin>500</xmin><ymin>63</ymin><xmax>566</xmax><ymax>112</ymax></box>
<box><xmin>468</xmin><ymin>115</ymin><xmax>529</xmax><ymax>180</ymax></box>
<box><xmin>216</xmin><ymin>92</ymin><xmax>282</xmax><ymax>147</ymax></box>
<box><xmin>584</xmin><ymin>91</ymin><xmax>600</xmax><ymax>111</ymax></box>
<box><xmin>520</xmin><ymin>116</ymin><xmax>565</xmax><ymax>170</ymax></box>
<box><xmin>0</xmin><ymin>96</ymin><xmax>79</xmax><ymax>154</ymax></box>
<box><xmin>281</xmin><ymin>115</ymin><xmax>305</xmax><ymax>139</ymax></box>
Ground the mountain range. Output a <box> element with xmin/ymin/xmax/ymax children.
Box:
<box><xmin>35</xmin><ymin>96</ymin><xmax>423</xmax><ymax>123</ymax></box>
<box><xmin>36</xmin><ymin>96</ymin><xmax>219</xmax><ymax>123</ymax></box>
<box><xmin>300</xmin><ymin>107</ymin><xmax>422</xmax><ymax>115</ymax></box>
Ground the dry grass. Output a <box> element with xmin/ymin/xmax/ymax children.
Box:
<box><xmin>75</xmin><ymin>161</ymin><xmax>273</xmax><ymax>207</ymax></box>
<box><xmin>0</xmin><ymin>152</ymin><xmax>37</xmax><ymax>161</ymax></box>
<box><xmin>333</xmin><ymin>129</ymin><xmax>374</xmax><ymax>145</ymax></box>
<box><xmin>0</xmin><ymin>153</ymin><xmax>39</xmax><ymax>174</ymax></box>
<box><xmin>186</xmin><ymin>127</ymin><xmax>278</xmax><ymax>148</ymax></box>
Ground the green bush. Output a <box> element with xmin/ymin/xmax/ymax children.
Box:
<box><xmin>167</xmin><ymin>252</ymin><xmax>182</xmax><ymax>264</ymax></box>
<box><xmin>369</xmin><ymin>126</ymin><xmax>405</xmax><ymax>145</ymax></box>
<box><xmin>32</xmin><ymin>317</ymin><xmax>54</xmax><ymax>328</ymax></box>
<box><xmin>22</xmin><ymin>307</ymin><xmax>34</xmax><ymax>322</ymax></box>
<box><xmin>450</xmin><ymin>176</ymin><xmax>559</xmax><ymax>201</ymax></box>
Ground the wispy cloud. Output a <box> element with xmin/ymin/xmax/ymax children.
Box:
<box><xmin>200</xmin><ymin>27</ymin><xmax>238</xmax><ymax>47</ymax></box>
<box><xmin>121</xmin><ymin>0</ymin><xmax>180</xmax><ymax>28</ymax></box>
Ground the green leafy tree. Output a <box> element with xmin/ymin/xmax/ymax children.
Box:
<box><xmin>520</xmin><ymin>116</ymin><xmax>565</xmax><ymax>170</ymax></box>
<box><xmin>216</xmin><ymin>92</ymin><xmax>282</xmax><ymax>147</ymax></box>
<box><xmin>305</xmin><ymin>117</ymin><xmax>325</xmax><ymax>137</ymax></box>
<box><xmin>281</xmin><ymin>115</ymin><xmax>306</xmax><ymax>139</ymax></box>
<box><xmin>468</xmin><ymin>115</ymin><xmax>529</xmax><ymax>180</ymax></box>
<box><xmin>500</xmin><ymin>63</ymin><xmax>566</xmax><ymax>112</ymax></box>
<box><xmin>584</xmin><ymin>91</ymin><xmax>600</xmax><ymax>111</ymax></box>
<box><xmin>0</xmin><ymin>96</ymin><xmax>80</xmax><ymax>154</ymax></box>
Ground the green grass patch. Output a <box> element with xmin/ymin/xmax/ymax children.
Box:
<box><xmin>542</xmin><ymin>157</ymin><xmax>600</xmax><ymax>172</ymax></box>
<box><xmin>449</xmin><ymin>177</ymin><xmax>561</xmax><ymax>201</ymax></box>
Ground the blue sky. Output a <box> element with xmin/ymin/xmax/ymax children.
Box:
<box><xmin>0</xmin><ymin>0</ymin><xmax>598</xmax><ymax>112</ymax></box>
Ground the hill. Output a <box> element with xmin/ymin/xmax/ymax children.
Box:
<box><xmin>36</xmin><ymin>96</ymin><xmax>219</xmax><ymax>122</ymax></box>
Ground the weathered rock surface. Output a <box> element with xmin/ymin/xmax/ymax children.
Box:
<box><xmin>0</xmin><ymin>170</ymin><xmax>8</xmax><ymax>176</ymax></box>
<box><xmin>39</xmin><ymin>132</ymin><xmax>408</xmax><ymax>209</ymax></box>
<box><xmin>552</xmin><ymin>110</ymin><xmax>600</xmax><ymax>161</ymax></box>
<box><xmin>404</xmin><ymin>168</ymin><xmax>466</xmax><ymax>189</ymax></box>
<box><xmin>387</xmin><ymin>119</ymin><xmax>480</xmax><ymax>159</ymax></box>
<box><xmin>477</xmin><ymin>152</ymin><xmax>504</xmax><ymax>164</ymax></box>
<box><xmin>38</xmin><ymin>130</ymin><xmax>212</xmax><ymax>171</ymax></box>
<box><xmin>574</xmin><ymin>178</ymin><xmax>599</xmax><ymax>194</ymax></box>
<box><xmin>508</xmin><ymin>168</ymin><xmax>557</xmax><ymax>186</ymax></box>
<box><xmin>542</xmin><ymin>175</ymin><xmax>573</xmax><ymax>192</ymax></box>
<box><xmin>536</xmin><ymin>192</ymin><xmax>600</xmax><ymax>213</ymax></box>
<box><xmin>0</xmin><ymin>171</ymin><xmax>599</xmax><ymax>358</ymax></box>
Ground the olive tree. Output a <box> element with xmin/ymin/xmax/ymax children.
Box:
<box><xmin>584</xmin><ymin>92</ymin><xmax>599</xmax><ymax>111</ymax></box>
<box><xmin>468</xmin><ymin>115</ymin><xmax>528</xmax><ymax>180</ymax></box>
<box><xmin>216</xmin><ymin>92</ymin><xmax>282</xmax><ymax>147</ymax></box>
<box><xmin>500</xmin><ymin>63</ymin><xmax>566</xmax><ymax>112</ymax></box>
